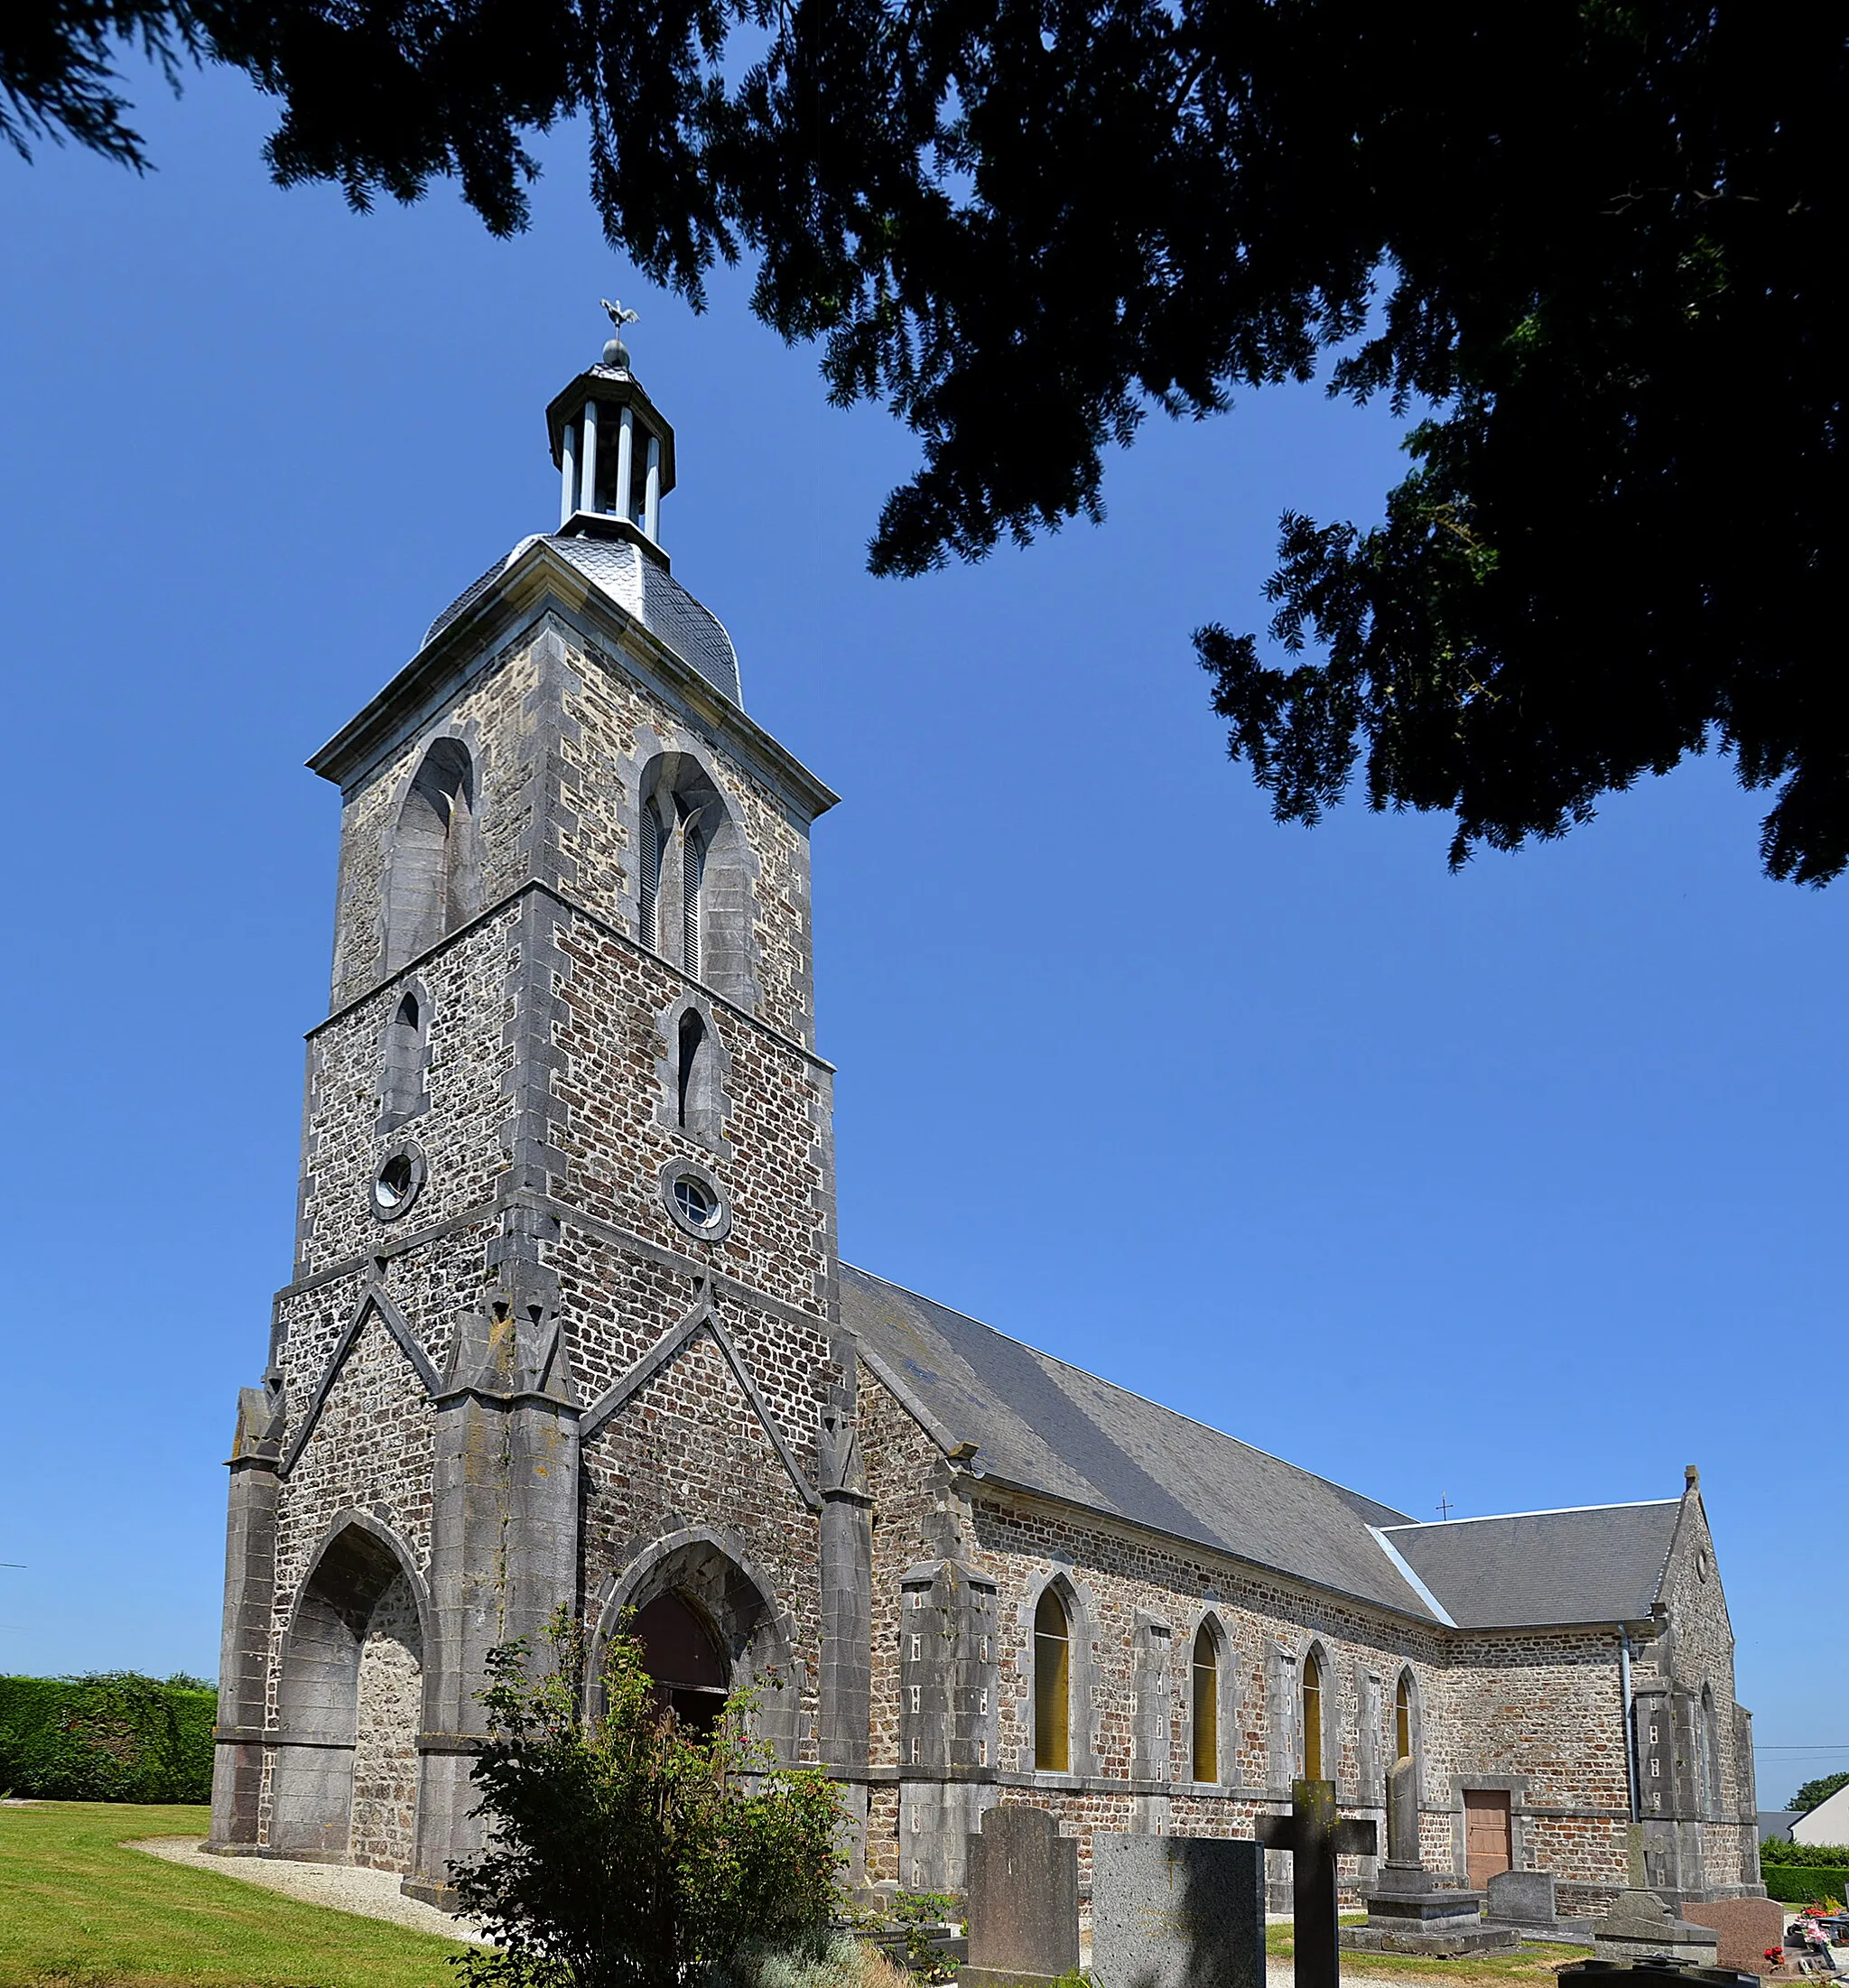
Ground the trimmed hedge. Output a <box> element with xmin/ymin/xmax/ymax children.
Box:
<box><xmin>0</xmin><ymin>1674</ymin><xmax>217</xmax><ymax>1802</ymax></box>
<box><xmin>1762</xmin><ymin>1863</ymin><xmax>1849</xmax><ymax>1905</ymax></box>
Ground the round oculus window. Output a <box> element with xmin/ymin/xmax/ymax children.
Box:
<box><xmin>371</xmin><ymin>1142</ymin><xmax>428</xmax><ymax>1222</ymax></box>
<box><xmin>659</xmin><ymin>1160</ymin><xmax>732</xmax><ymax>1241</ymax></box>
<box><xmin>674</xmin><ymin>1175</ymin><xmax>718</xmax><ymax>1228</ymax></box>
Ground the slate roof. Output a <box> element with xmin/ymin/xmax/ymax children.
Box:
<box><xmin>1380</xmin><ymin>1503</ymin><xmax>1680</xmax><ymax>1628</ymax></box>
<box><xmin>839</xmin><ymin>1263</ymin><xmax>1436</xmax><ymax>1620</ymax></box>
<box><xmin>425</xmin><ymin>532</ymin><xmax>743</xmax><ymax>706</ymax></box>
<box><xmin>841</xmin><ymin>1261</ymin><xmax>1681</xmax><ymax>1632</ymax></box>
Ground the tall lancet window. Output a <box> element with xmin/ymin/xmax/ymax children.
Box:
<box><xmin>1302</xmin><ymin>1648</ymin><xmax>1325</xmax><ymax>1780</ymax></box>
<box><xmin>1395</xmin><ymin>1671</ymin><xmax>1414</xmax><ymax>1762</ymax></box>
<box><xmin>1034</xmin><ymin>1585</ymin><xmax>1072</xmax><ymax>1772</ymax></box>
<box><xmin>637</xmin><ymin>754</ymin><xmax>741</xmax><ymax>990</ymax></box>
<box><xmin>1192</xmin><ymin>1624</ymin><xmax>1220</xmax><ymax>1783</ymax></box>
<box><xmin>386</xmin><ymin>739</ymin><xmax>479</xmax><ymax>970</ymax></box>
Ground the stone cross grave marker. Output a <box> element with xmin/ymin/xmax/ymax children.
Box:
<box><xmin>1257</xmin><ymin>1779</ymin><xmax>1378</xmax><ymax>1988</ymax></box>
<box><xmin>962</xmin><ymin>1804</ymin><xmax>1080</xmax><ymax>1988</ymax></box>
<box><xmin>1092</xmin><ymin>1832</ymin><xmax>1266</xmax><ymax>1988</ymax></box>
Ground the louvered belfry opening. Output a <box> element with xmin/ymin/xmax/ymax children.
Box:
<box><xmin>1192</xmin><ymin>1623</ymin><xmax>1220</xmax><ymax>1782</ymax></box>
<box><xmin>639</xmin><ymin>798</ymin><xmax>664</xmax><ymax>946</ymax></box>
<box><xmin>1034</xmin><ymin>1585</ymin><xmax>1072</xmax><ymax>1772</ymax></box>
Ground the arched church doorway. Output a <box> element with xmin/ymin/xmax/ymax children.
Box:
<box><xmin>633</xmin><ymin>1592</ymin><xmax>729</xmax><ymax>1734</ymax></box>
<box><xmin>594</xmin><ymin>1532</ymin><xmax>801</xmax><ymax>1761</ymax></box>
<box><xmin>269</xmin><ymin>1520</ymin><xmax>425</xmax><ymax>1871</ymax></box>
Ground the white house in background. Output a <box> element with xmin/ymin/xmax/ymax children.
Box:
<box><xmin>1792</xmin><ymin>1784</ymin><xmax>1849</xmax><ymax>1844</ymax></box>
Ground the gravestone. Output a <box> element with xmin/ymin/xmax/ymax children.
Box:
<box><xmin>961</xmin><ymin>1806</ymin><xmax>1079</xmax><ymax>1988</ymax></box>
<box><xmin>1592</xmin><ymin>1889</ymin><xmax>1723</xmax><ymax>1966</ymax></box>
<box><xmin>1681</xmin><ymin>1898</ymin><xmax>1789</xmax><ymax>1974</ymax></box>
<box><xmin>1091</xmin><ymin>1833</ymin><xmax>1265</xmax><ymax>1988</ymax></box>
<box><xmin>1487</xmin><ymin>1870</ymin><xmax>1559</xmax><ymax>1928</ymax></box>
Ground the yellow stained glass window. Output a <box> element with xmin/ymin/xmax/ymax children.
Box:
<box><xmin>1034</xmin><ymin>1586</ymin><xmax>1071</xmax><ymax>1772</ymax></box>
<box><xmin>1302</xmin><ymin>1650</ymin><xmax>1324</xmax><ymax>1781</ymax></box>
<box><xmin>1192</xmin><ymin>1625</ymin><xmax>1219</xmax><ymax>1783</ymax></box>
<box><xmin>1396</xmin><ymin>1673</ymin><xmax>1412</xmax><ymax>1763</ymax></box>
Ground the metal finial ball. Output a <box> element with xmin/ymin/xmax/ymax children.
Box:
<box><xmin>602</xmin><ymin>335</ymin><xmax>630</xmax><ymax>369</ymax></box>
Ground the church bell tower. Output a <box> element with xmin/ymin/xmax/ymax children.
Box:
<box><xmin>209</xmin><ymin>311</ymin><xmax>871</xmax><ymax>1900</ymax></box>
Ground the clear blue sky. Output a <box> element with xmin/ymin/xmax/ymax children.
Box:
<box><xmin>1</xmin><ymin>61</ymin><xmax>1841</xmax><ymax>1808</ymax></box>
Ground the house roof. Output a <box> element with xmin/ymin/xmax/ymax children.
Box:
<box><xmin>841</xmin><ymin>1261</ymin><xmax>1684</xmax><ymax>1633</ymax></box>
<box><xmin>1380</xmin><ymin>1503</ymin><xmax>1680</xmax><ymax>1628</ymax></box>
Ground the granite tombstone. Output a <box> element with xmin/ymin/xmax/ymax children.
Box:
<box><xmin>1091</xmin><ymin>1833</ymin><xmax>1265</xmax><ymax>1988</ymax></box>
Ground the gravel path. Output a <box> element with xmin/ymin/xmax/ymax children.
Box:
<box><xmin>129</xmin><ymin>1836</ymin><xmax>491</xmax><ymax>1944</ymax></box>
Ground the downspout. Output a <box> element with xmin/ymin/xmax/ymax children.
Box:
<box><xmin>1620</xmin><ymin>1629</ymin><xmax>1640</xmax><ymax>1823</ymax></box>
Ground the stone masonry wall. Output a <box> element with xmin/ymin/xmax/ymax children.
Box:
<box><xmin>349</xmin><ymin>1571</ymin><xmax>423</xmax><ymax>1872</ymax></box>
<box><xmin>548</xmin><ymin>907</ymin><xmax>832</xmax><ymax>1318</ymax></box>
<box><xmin>860</xmin><ymin>1367</ymin><xmax>952</xmax><ymax>1774</ymax></box>
<box><xmin>850</xmin><ymin>1365</ymin><xmax>1671</xmax><ymax>1906</ymax></box>
<box><xmin>298</xmin><ymin>915</ymin><xmax>517</xmax><ymax>1281</ymax></box>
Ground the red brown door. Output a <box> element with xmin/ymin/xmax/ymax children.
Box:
<box><xmin>1463</xmin><ymin>1789</ymin><xmax>1512</xmax><ymax>1890</ymax></box>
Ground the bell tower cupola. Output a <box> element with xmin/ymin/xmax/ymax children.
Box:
<box><xmin>547</xmin><ymin>300</ymin><xmax>677</xmax><ymax>556</ymax></box>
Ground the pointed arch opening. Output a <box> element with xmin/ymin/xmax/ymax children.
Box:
<box><xmin>1699</xmin><ymin>1684</ymin><xmax>1723</xmax><ymax>1816</ymax></box>
<box><xmin>1192</xmin><ymin>1621</ymin><xmax>1222</xmax><ymax>1784</ymax></box>
<box><xmin>1034</xmin><ymin>1584</ymin><xmax>1072</xmax><ymax>1773</ymax></box>
<box><xmin>1396</xmin><ymin>1668</ymin><xmax>1415</xmax><ymax>1763</ymax></box>
<box><xmin>386</xmin><ymin>739</ymin><xmax>479</xmax><ymax>970</ymax></box>
<box><xmin>636</xmin><ymin>751</ymin><xmax>752</xmax><ymax>1004</ymax></box>
<box><xmin>1302</xmin><ymin>1646</ymin><xmax>1326</xmax><ymax>1782</ymax></box>
<box><xmin>593</xmin><ymin>1530</ymin><xmax>800</xmax><ymax>1762</ymax></box>
<box><xmin>269</xmin><ymin>1519</ymin><xmax>426</xmax><ymax>1871</ymax></box>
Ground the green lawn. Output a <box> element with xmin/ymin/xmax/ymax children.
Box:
<box><xmin>0</xmin><ymin>1803</ymin><xmax>473</xmax><ymax>1988</ymax></box>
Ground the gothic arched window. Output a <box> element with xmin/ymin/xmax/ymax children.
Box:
<box><xmin>1034</xmin><ymin>1586</ymin><xmax>1072</xmax><ymax>1772</ymax></box>
<box><xmin>386</xmin><ymin>739</ymin><xmax>479</xmax><ymax>970</ymax></box>
<box><xmin>636</xmin><ymin>752</ymin><xmax>751</xmax><ymax>1001</ymax></box>
<box><xmin>1396</xmin><ymin>1670</ymin><xmax>1414</xmax><ymax>1763</ymax></box>
<box><xmin>1302</xmin><ymin>1648</ymin><xmax>1325</xmax><ymax>1781</ymax></box>
<box><xmin>1192</xmin><ymin>1623</ymin><xmax>1221</xmax><ymax>1783</ymax></box>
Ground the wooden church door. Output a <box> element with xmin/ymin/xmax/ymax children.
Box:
<box><xmin>1463</xmin><ymin>1788</ymin><xmax>1512</xmax><ymax>1889</ymax></box>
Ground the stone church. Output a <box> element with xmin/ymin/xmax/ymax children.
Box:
<box><xmin>209</xmin><ymin>325</ymin><xmax>1761</xmax><ymax>1921</ymax></box>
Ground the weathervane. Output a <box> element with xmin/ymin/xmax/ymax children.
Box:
<box><xmin>600</xmin><ymin>298</ymin><xmax>639</xmax><ymax>369</ymax></box>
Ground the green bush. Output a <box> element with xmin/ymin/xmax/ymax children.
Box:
<box><xmin>450</xmin><ymin>1610</ymin><xmax>846</xmax><ymax>1988</ymax></box>
<box><xmin>0</xmin><ymin>1673</ymin><xmax>217</xmax><ymax>1802</ymax></box>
